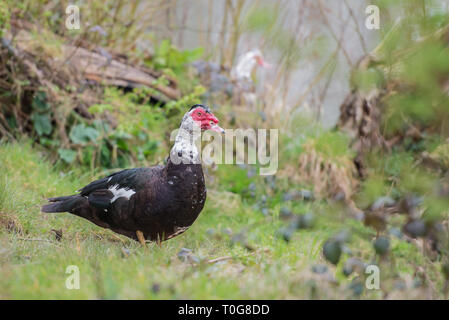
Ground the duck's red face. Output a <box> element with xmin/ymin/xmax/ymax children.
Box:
<box><xmin>190</xmin><ymin>106</ymin><xmax>224</xmax><ymax>133</ymax></box>
<box><xmin>255</xmin><ymin>54</ymin><xmax>271</xmax><ymax>68</ymax></box>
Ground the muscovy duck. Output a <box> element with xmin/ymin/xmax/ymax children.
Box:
<box><xmin>230</xmin><ymin>49</ymin><xmax>271</xmax><ymax>108</ymax></box>
<box><xmin>231</xmin><ymin>48</ymin><xmax>271</xmax><ymax>83</ymax></box>
<box><xmin>42</xmin><ymin>105</ymin><xmax>224</xmax><ymax>245</ymax></box>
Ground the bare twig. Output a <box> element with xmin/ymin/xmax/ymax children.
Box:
<box><xmin>18</xmin><ymin>237</ymin><xmax>53</xmax><ymax>243</ymax></box>
<box><xmin>207</xmin><ymin>256</ymin><xmax>233</xmax><ymax>264</ymax></box>
<box><xmin>317</xmin><ymin>0</ymin><xmax>353</xmax><ymax>67</ymax></box>
<box><xmin>207</xmin><ymin>248</ymin><xmax>270</xmax><ymax>264</ymax></box>
<box><xmin>293</xmin><ymin>15</ymin><xmax>351</xmax><ymax>109</ymax></box>
<box><xmin>343</xmin><ymin>0</ymin><xmax>368</xmax><ymax>55</ymax></box>
<box><xmin>219</xmin><ymin>0</ymin><xmax>230</xmax><ymax>67</ymax></box>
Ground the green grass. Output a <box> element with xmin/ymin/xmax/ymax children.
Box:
<box><xmin>0</xmin><ymin>142</ymin><xmax>445</xmax><ymax>299</ymax></box>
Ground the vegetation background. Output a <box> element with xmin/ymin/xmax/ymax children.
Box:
<box><xmin>1</xmin><ymin>0</ymin><xmax>449</xmax><ymax>299</ymax></box>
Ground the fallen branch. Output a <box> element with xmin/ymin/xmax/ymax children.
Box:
<box><xmin>206</xmin><ymin>248</ymin><xmax>270</xmax><ymax>264</ymax></box>
<box><xmin>4</xmin><ymin>21</ymin><xmax>180</xmax><ymax>104</ymax></box>
<box><xmin>207</xmin><ymin>256</ymin><xmax>233</xmax><ymax>264</ymax></box>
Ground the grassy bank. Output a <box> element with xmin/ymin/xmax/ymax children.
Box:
<box><xmin>0</xmin><ymin>142</ymin><xmax>443</xmax><ymax>299</ymax></box>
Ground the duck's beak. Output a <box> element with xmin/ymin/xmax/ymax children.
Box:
<box><xmin>257</xmin><ymin>56</ymin><xmax>272</xmax><ymax>69</ymax></box>
<box><xmin>211</xmin><ymin>124</ymin><xmax>225</xmax><ymax>134</ymax></box>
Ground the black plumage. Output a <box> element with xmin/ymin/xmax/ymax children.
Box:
<box><xmin>42</xmin><ymin>160</ymin><xmax>206</xmax><ymax>242</ymax></box>
<box><xmin>42</xmin><ymin>105</ymin><xmax>222</xmax><ymax>243</ymax></box>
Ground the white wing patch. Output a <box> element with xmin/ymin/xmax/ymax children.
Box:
<box><xmin>108</xmin><ymin>184</ymin><xmax>136</xmax><ymax>203</ymax></box>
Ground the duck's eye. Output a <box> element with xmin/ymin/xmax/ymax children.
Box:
<box><xmin>197</xmin><ymin>112</ymin><xmax>202</xmax><ymax>116</ymax></box>
<box><xmin>210</xmin><ymin>121</ymin><xmax>214</xmax><ymax>125</ymax></box>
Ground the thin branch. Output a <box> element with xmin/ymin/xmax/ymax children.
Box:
<box><xmin>343</xmin><ymin>0</ymin><xmax>368</xmax><ymax>55</ymax></box>
<box><xmin>18</xmin><ymin>237</ymin><xmax>53</xmax><ymax>243</ymax></box>
<box><xmin>207</xmin><ymin>256</ymin><xmax>233</xmax><ymax>264</ymax></box>
<box><xmin>293</xmin><ymin>15</ymin><xmax>351</xmax><ymax>109</ymax></box>
<box><xmin>317</xmin><ymin>0</ymin><xmax>353</xmax><ymax>67</ymax></box>
<box><xmin>207</xmin><ymin>248</ymin><xmax>270</xmax><ymax>264</ymax></box>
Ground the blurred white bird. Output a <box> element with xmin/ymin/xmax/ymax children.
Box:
<box><xmin>230</xmin><ymin>49</ymin><xmax>271</xmax><ymax>110</ymax></box>
<box><xmin>231</xmin><ymin>48</ymin><xmax>271</xmax><ymax>82</ymax></box>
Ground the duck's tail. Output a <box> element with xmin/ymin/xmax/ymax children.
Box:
<box><xmin>41</xmin><ymin>195</ymin><xmax>84</xmax><ymax>213</ymax></box>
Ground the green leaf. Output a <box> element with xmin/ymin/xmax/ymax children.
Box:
<box><xmin>88</xmin><ymin>104</ymin><xmax>113</xmax><ymax>114</ymax></box>
<box><xmin>31</xmin><ymin>112</ymin><xmax>52</xmax><ymax>136</ymax></box>
<box><xmin>100</xmin><ymin>143</ymin><xmax>111</xmax><ymax>166</ymax></box>
<box><xmin>40</xmin><ymin>137</ymin><xmax>59</xmax><ymax>148</ymax></box>
<box><xmin>84</xmin><ymin>127</ymin><xmax>100</xmax><ymax>141</ymax></box>
<box><xmin>32</xmin><ymin>91</ymin><xmax>50</xmax><ymax>112</ymax></box>
<box><xmin>58</xmin><ymin>148</ymin><xmax>77</xmax><ymax>163</ymax></box>
<box><xmin>116</xmin><ymin>138</ymin><xmax>129</xmax><ymax>152</ymax></box>
<box><xmin>70</xmin><ymin>124</ymin><xmax>99</xmax><ymax>145</ymax></box>
<box><xmin>183</xmin><ymin>47</ymin><xmax>204</xmax><ymax>63</ymax></box>
<box><xmin>70</xmin><ymin>124</ymin><xmax>88</xmax><ymax>144</ymax></box>
<box><xmin>157</xmin><ymin>39</ymin><xmax>170</xmax><ymax>57</ymax></box>
<box><xmin>81</xmin><ymin>146</ymin><xmax>94</xmax><ymax>165</ymax></box>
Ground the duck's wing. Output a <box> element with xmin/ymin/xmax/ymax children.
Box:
<box><xmin>79</xmin><ymin>167</ymin><xmax>154</xmax><ymax>210</ymax></box>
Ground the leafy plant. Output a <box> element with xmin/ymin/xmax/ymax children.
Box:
<box><xmin>149</xmin><ymin>39</ymin><xmax>204</xmax><ymax>74</ymax></box>
<box><xmin>69</xmin><ymin>124</ymin><xmax>100</xmax><ymax>145</ymax></box>
<box><xmin>31</xmin><ymin>92</ymin><xmax>52</xmax><ymax>137</ymax></box>
<box><xmin>0</xmin><ymin>0</ymin><xmax>10</xmax><ymax>38</ymax></box>
<box><xmin>57</xmin><ymin>148</ymin><xmax>77</xmax><ymax>164</ymax></box>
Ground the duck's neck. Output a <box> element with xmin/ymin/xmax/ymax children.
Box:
<box><xmin>234</xmin><ymin>55</ymin><xmax>257</xmax><ymax>80</ymax></box>
<box><xmin>169</xmin><ymin>125</ymin><xmax>201</xmax><ymax>165</ymax></box>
